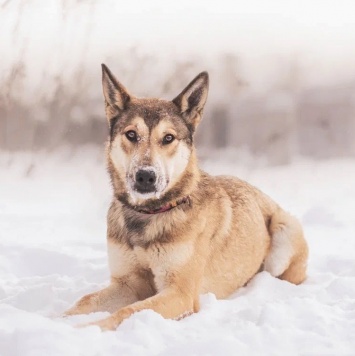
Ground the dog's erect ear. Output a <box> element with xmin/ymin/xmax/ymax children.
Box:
<box><xmin>101</xmin><ymin>64</ymin><xmax>130</xmax><ymax>121</ymax></box>
<box><xmin>172</xmin><ymin>72</ymin><xmax>209</xmax><ymax>130</ymax></box>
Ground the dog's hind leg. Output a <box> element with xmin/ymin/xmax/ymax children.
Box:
<box><xmin>264</xmin><ymin>209</ymin><xmax>308</xmax><ymax>285</ymax></box>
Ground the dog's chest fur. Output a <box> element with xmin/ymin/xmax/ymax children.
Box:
<box><xmin>107</xmin><ymin>200</ymin><xmax>195</xmax><ymax>291</ymax></box>
<box><xmin>107</xmin><ymin>200</ymin><xmax>190</xmax><ymax>249</ymax></box>
<box><xmin>107</xmin><ymin>238</ymin><xmax>194</xmax><ymax>292</ymax></box>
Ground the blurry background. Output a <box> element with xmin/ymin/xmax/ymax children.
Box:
<box><xmin>2</xmin><ymin>2</ymin><xmax>355</xmax><ymax>352</ymax></box>
<box><xmin>1</xmin><ymin>0</ymin><xmax>355</xmax><ymax>165</ymax></box>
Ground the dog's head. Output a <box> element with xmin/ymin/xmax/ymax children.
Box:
<box><xmin>102</xmin><ymin>64</ymin><xmax>209</xmax><ymax>205</ymax></box>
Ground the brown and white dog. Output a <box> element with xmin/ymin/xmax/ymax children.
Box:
<box><xmin>64</xmin><ymin>65</ymin><xmax>309</xmax><ymax>330</ymax></box>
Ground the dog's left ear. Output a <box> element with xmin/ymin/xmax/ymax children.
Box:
<box><xmin>172</xmin><ymin>72</ymin><xmax>209</xmax><ymax>130</ymax></box>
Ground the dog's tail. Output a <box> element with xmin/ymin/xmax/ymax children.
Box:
<box><xmin>264</xmin><ymin>208</ymin><xmax>308</xmax><ymax>285</ymax></box>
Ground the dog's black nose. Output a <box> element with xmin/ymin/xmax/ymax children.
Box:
<box><xmin>135</xmin><ymin>169</ymin><xmax>156</xmax><ymax>193</ymax></box>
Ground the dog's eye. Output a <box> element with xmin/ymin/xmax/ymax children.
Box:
<box><xmin>162</xmin><ymin>134</ymin><xmax>175</xmax><ymax>145</ymax></box>
<box><xmin>125</xmin><ymin>130</ymin><xmax>138</xmax><ymax>142</ymax></box>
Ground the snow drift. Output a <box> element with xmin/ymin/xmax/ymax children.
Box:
<box><xmin>0</xmin><ymin>150</ymin><xmax>354</xmax><ymax>355</ymax></box>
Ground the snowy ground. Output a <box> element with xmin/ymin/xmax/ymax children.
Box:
<box><xmin>0</xmin><ymin>149</ymin><xmax>354</xmax><ymax>356</ymax></box>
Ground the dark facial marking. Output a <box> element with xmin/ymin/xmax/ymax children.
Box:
<box><xmin>109</xmin><ymin>114</ymin><xmax>120</xmax><ymax>141</ymax></box>
<box><xmin>108</xmin><ymin>98</ymin><xmax>194</xmax><ymax>145</ymax></box>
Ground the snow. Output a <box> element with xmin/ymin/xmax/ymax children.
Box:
<box><xmin>1</xmin><ymin>150</ymin><xmax>355</xmax><ymax>355</ymax></box>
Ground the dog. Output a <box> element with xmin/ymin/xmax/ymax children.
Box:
<box><xmin>64</xmin><ymin>64</ymin><xmax>309</xmax><ymax>330</ymax></box>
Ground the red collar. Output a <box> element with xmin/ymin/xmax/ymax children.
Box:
<box><xmin>136</xmin><ymin>196</ymin><xmax>191</xmax><ymax>215</ymax></box>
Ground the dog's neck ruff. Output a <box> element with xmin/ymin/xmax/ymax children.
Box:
<box><xmin>135</xmin><ymin>196</ymin><xmax>191</xmax><ymax>215</ymax></box>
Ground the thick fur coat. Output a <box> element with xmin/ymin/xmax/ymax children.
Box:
<box><xmin>64</xmin><ymin>65</ymin><xmax>308</xmax><ymax>330</ymax></box>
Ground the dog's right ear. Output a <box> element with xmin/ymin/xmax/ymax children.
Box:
<box><xmin>101</xmin><ymin>64</ymin><xmax>131</xmax><ymax>123</ymax></box>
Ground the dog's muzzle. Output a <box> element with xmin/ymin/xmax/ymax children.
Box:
<box><xmin>134</xmin><ymin>169</ymin><xmax>157</xmax><ymax>193</ymax></box>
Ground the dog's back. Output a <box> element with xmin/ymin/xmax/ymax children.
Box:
<box><xmin>189</xmin><ymin>172</ymin><xmax>308</xmax><ymax>298</ymax></box>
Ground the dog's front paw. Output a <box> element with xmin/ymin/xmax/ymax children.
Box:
<box><xmin>76</xmin><ymin>317</ymin><xmax>117</xmax><ymax>331</ymax></box>
<box><xmin>62</xmin><ymin>307</ymin><xmax>81</xmax><ymax>317</ymax></box>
